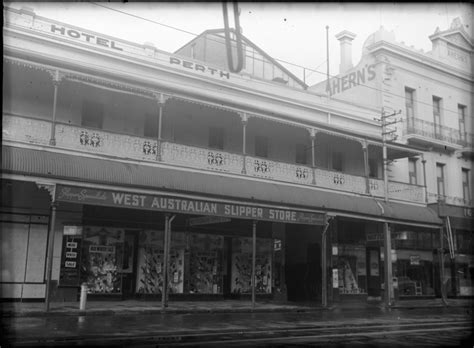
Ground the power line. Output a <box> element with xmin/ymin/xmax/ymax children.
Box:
<box><xmin>89</xmin><ymin>2</ymin><xmax>465</xmax><ymax>117</ymax></box>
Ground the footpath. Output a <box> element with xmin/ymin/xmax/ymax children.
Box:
<box><xmin>1</xmin><ymin>298</ymin><xmax>472</xmax><ymax>318</ymax></box>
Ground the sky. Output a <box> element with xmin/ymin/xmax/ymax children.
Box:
<box><xmin>5</xmin><ymin>2</ymin><xmax>472</xmax><ymax>85</ymax></box>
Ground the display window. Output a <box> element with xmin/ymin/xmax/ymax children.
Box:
<box><xmin>188</xmin><ymin>233</ymin><xmax>224</xmax><ymax>294</ymax></box>
<box><xmin>392</xmin><ymin>228</ymin><xmax>436</xmax><ymax>297</ymax></box>
<box><xmin>337</xmin><ymin>245</ymin><xmax>367</xmax><ymax>294</ymax></box>
<box><xmin>81</xmin><ymin>226</ymin><xmax>124</xmax><ymax>294</ymax></box>
<box><xmin>135</xmin><ymin>230</ymin><xmax>185</xmax><ymax>294</ymax></box>
<box><xmin>231</xmin><ymin>237</ymin><xmax>272</xmax><ymax>294</ymax></box>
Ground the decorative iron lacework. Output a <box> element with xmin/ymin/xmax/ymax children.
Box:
<box><xmin>142</xmin><ymin>141</ymin><xmax>157</xmax><ymax>155</ymax></box>
<box><xmin>208</xmin><ymin>151</ymin><xmax>224</xmax><ymax>166</ymax></box>
<box><xmin>79</xmin><ymin>130</ymin><xmax>102</xmax><ymax>147</ymax></box>
<box><xmin>296</xmin><ymin>167</ymin><xmax>309</xmax><ymax>179</ymax></box>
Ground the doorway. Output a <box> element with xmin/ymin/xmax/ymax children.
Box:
<box><xmin>366</xmin><ymin>247</ymin><xmax>381</xmax><ymax>297</ymax></box>
<box><xmin>120</xmin><ymin>230</ymin><xmax>138</xmax><ymax>298</ymax></box>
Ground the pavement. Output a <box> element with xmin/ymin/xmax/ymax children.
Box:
<box><xmin>1</xmin><ymin>298</ymin><xmax>472</xmax><ymax>318</ymax></box>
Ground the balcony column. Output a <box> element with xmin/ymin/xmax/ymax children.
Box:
<box><xmin>308</xmin><ymin>128</ymin><xmax>317</xmax><ymax>184</ymax></box>
<box><xmin>36</xmin><ymin>183</ymin><xmax>57</xmax><ymax>312</ymax></box>
<box><xmin>421</xmin><ymin>155</ymin><xmax>428</xmax><ymax>203</ymax></box>
<box><xmin>240</xmin><ymin>113</ymin><xmax>248</xmax><ymax>174</ymax></box>
<box><xmin>154</xmin><ymin>93</ymin><xmax>169</xmax><ymax>162</ymax></box>
<box><xmin>383</xmin><ymin>222</ymin><xmax>393</xmax><ymax>307</ymax></box>
<box><xmin>162</xmin><ymin>214</ymin><xmax>176</xmax><ymax>311</ymax></box>
<box><xmin>251</xmin><ymin>220</ymin><xmax>257</xmax><ymax>309</ymax></box>
<box><xmin>362</xmin><ymin>140</ymin><xmax>370</xmax><ymax>194</ymax></box>
<box><xmin>48</xmin><ymin>71</ymin><xmax>64</xmax><ymax>146</ymax></box>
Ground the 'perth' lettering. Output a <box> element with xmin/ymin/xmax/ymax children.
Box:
<box><xmin>51</xmin><ymin>24</ymin><xmax>123</xmax><ymax>51</ymax></box>
<box><xmin>326</xmin><ymin>64</ymin><xmax>376</xmax><ymax>96</ymax></box>
<box><xmin>169</xmin><ymin>57</ymin><xmax>230</xmax><ymax>79</ymax></box>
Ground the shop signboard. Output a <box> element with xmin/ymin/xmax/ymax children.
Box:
<box><xmin>56</xmin><ymin>185</ymin><xmax>326</xmax><ymax>225</ymax></box>
<box><xmin>188</xmin><ymin>216</ymin><xmax>231</xmax><ymax>226</ymax></box>
<box><xmin>332</xmin><ymin>269</ymin><xmax>339</xmax><ymax>288</ymax></box>
<box><xmin>409</xmin><ymin>255</ymin><xmax>420</xmax><ymax>265</ymax></box>
<box><xmin>59</xmin><ymin>226</ymin><xmax>82</xmax><ymax>287</ymax></box>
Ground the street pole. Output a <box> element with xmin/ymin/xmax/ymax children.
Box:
<box><xmin>251</xmin><ymin>220</ymin><xmax>257</xmax><ymax>309</ymax></box>
<box><xmin>383</xmin><ymin>222</ymin><xmax>393</xmax><ymax>307</ymax></box>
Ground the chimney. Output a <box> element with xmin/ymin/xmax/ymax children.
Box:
<box><xmin>335</xmin><ymin>30</ymin><xmax>356</xmax><ymax>74</ymax></box>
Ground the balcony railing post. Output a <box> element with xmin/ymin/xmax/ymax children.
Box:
<box><xmin>421</xmin><ymin>155</ymin><xmax>428</xmax><ymax>203</ymax></box>
<box><xmin>309</xmin><ymin>128</ymin><xmax>316</xmax><ymax>185</ymax></box>
<box><xmin>155</xmin><ymin>93</ymin><xmax>168</xmax><ymax>162</ymax></box>
<box><xmin>362</xmin><ymin>140</ymin><xmax>370</xmax><ymax>194</ymax></box>
<box><xmin>48</xmin><ymin>70</ymin><xmax>63</xmax><ymax>146</ymax></box>
<box><xmin>240</xmin><ymin>113</ymin><xmax>248</xmax><ymax>174</ymax></box>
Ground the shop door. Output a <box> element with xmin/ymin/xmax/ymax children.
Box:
<box><xmin>121</xmin><ymin>231</ymin><xmax>138</xmax><ymax>298</ymax></box>
<box><xmin>366</xmin><ymin>247</ymin><xmax>381</xmax><ymax>296</ymax></box>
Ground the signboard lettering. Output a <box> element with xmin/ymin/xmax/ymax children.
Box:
<box><xmin>56</xmin><ymin>185</ymin><xmax>326</xmax><ymax>225</ymax></box>
<box><xmin>169</xmin><ymin>57</ymin><xmax>230</xmax><ymax>79</ymax></box>
<box><xmin>51</xmin><ymin>25</ymin><xmax>123</xmax><ymax>51</ymax></box>
<box><xmin>326</xmin><ymin>64</ymin><xmax>376</xmax><ymax>96</ymax></box>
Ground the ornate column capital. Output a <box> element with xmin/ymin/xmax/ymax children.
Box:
<box><xmin>47</xmin><ymin>70</ymin><xmax>65</xmax><ymax>86</ymax></box>
<box><xmin>361</xmin><ymin>139</ymin><xmax>369</xmax><ymax>150</ymax></box>
<box><xmin>308</xmin><ymin>128</ymin><xmax>317</xmax><ymax>138</ymax></box>
<box><xmin>36</xmin><ymin>182</ymin><xmax>56</xmax><ymax>202</ymax></box>
<box><xmin>153</xmin><ymin>92</ymin><xmax>170</xmax><ymax>106</ymax></box>
<box><xmin>240</xmin><ymin>112</ymin><xmax>249</xmax><ymax>125</ymax></box>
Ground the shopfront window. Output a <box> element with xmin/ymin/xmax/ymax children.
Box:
<box><xmin>392</xmin><ymin>226</ymin><xmax>436</xmax><ymax>297</ymax></box>
<box><xmin>189</xmin><ymin>233</ymin><xmax>224</xmax><ymax>294</ymax></box>
<box><xmin>231</xmin><ymin>237</ymin><xmax>272</xmax><ymax>294</ymax></box>
<box><xmin>337</xmin><ymin>245</ymin><xmax>367</xmax><ymax>294</ymax></box>
<box><xmin>81</xmin><ymin>226</ymin><xmax>124</xmax><ymax>294</ymax></box>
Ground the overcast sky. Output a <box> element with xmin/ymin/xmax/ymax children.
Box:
<box><xmin>6</xmin><ymin>2</ymin><xmax>472</xmax><ymax>85</ymax></box>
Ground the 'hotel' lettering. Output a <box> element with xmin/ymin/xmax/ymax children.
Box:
<box><xmin>51</xmin><ymin>24</ymin><xmax>123</xmax><ymax>51</ymax></box>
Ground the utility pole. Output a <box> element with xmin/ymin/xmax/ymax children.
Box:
<box><xmin>375</xmin><ymin>108</ymin><xmax>402</xmax><ymax>202</ymax></box>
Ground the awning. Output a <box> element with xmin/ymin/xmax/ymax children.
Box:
<box><xmin>2</xmin><ymin>145</ymin><xmax>442</xmax><ymax>226</ymax></box>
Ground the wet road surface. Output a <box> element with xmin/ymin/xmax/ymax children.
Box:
<box><xmin>2</xmin><ymin>307</ymin><xmax>472</xmax><ymax>347</ymax></box>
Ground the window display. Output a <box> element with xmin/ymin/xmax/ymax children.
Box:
<box><xmin>135</xmin><ymin>230</ymin><xmax>184</xmax><ymax>294</ymax></box>
<box><xmin>189</xmin><ymin>234</ymin><xmax>223</xmax><ymax>294</ymax></box>
<box><xmin>81</xmin><ymin>226</ymin><xmax>123</xmax><ymax>294</ymax></box>
<box><xmin>231</xmin><ymin>237</ymin><xmax>272</xmax><ymax>294</ymax></box>
<box><xmin>337</xmin><ymin>245</ymin><xmax>367</xmax><ymax>294</ymax></box>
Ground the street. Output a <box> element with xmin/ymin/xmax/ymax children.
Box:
<box><xmin>2</xmin><ymin>307</ymin><xmax>472</xmax><ymax>347</ymax></box>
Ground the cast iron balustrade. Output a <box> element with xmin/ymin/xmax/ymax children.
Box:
<box><xmin>161</xmin><ymin>142</ymin><xmax>243</xmax><ymax>174</ymax></box>
<box><xmin>405</xmin><ymin>117</ymin><xmax>464</xmax><ymax>146</ymax></box>
<box><xmin>245</xmin><ymin>156</ymin><xmax>313</xmax><ymax>185</ymax></box>
<box><xmin>388</xmin><ymin>181</ymin><xmax>425</xmax><ymax>203</ymax></box>
<box><xmin>3</xmin><ymin>114</ymin><xmax>426</xmax><ymax>203</ymax></box>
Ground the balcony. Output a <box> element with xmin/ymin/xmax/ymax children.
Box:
<box><xmin>404</xmin><ymin>117</ymin><xmax>464</xmax><ymax>150</ymax></box>
<box><xmin>2</xmin><ymin>114</ymin><xmax>426</xmax><ymax>204</ymax></box>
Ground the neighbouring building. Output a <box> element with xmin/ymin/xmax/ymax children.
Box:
<box><xmin>3</xmin><ymin>6</ymin><xmax>453</xmax><ymax>309</ymax></box>
<box><xmin>311</xmin><ymin>17</ymin><xmax>473</xmax><ymax>298</ymax></box>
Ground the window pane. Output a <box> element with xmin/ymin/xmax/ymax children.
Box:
<box><xmin>255</xmin><ymin>136</ymin><xmax>268</xmax><ymax>158</ymax></box>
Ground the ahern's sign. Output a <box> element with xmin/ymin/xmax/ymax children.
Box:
<box><xmin>325</xmin><ymin>64</ymin><xmax>376</xmax><ymax>96</ymax></box>
<box><xmin>56</xmin><ymin>185</ymin><xmax>325</xmax><ymax>225</ymax></box>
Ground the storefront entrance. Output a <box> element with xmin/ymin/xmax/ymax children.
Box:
<box><xmin>285</xmin><ymin>225</ymin><xmax>322</xmax><ymax>302</ymax></box>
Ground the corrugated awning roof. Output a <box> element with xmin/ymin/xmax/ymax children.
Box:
<box><xmin>2</xmin><ymin>146</ymin><xmax>442</xmax><ymax>227</ymax></box>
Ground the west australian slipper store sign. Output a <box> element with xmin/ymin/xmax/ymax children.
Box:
<box><xmin>56</xmin><ymin>185</ymin><xmax>325</xmax><ymax>225</ymax></box>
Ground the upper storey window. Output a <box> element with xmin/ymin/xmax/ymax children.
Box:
<box><xmin>405</xmin><ymin>87</ymin><xmax>415</xmax><ymax>127</ymax></box>
<box><xmin>432</xmin><ymin>96</ymin><xmax>442</xmax><ymax>136</ymax></box>
<box><xmin>81</xmin><ymin>100</ymin><xmax>103</xmax><ymax>129</ymax></box>
<box><xmin>458</xmin><ymin>104</ymin><xmax>467</xmax><ymax>141</ymax></box>
<box><xmin>209</xmin><ymin>127</ymin><xmax>224</xmax><ymax>150</ymax></box>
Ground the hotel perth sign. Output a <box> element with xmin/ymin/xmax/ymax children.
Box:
<box><xmin>56</xmin><ymin>185</ymin><xmax>325</xmax><ymax>225</ymax></box>
<box><xmin>50</xmin><ymin>25</ymin><xmax>230</xmax><ymax>80</ymax></box>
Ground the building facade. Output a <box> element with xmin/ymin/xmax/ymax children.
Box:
<box><xmin>312</xmin><ymin>18</ymin><xmax>473</xmax><ymax>298</ymax></box>
<box><xmin>2</xmin><ymin>7</ymin><xmax>450</xmax><ymax>308</ymax></box>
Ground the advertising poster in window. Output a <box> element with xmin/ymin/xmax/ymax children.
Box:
<box><xmin>59</xmin><ymin>226</ymin><xmax>83</xmax><ymax>287</ymax></box>
<box><xmin>81</xmin><ymin>226</ymin><xmax>123</xmax><ymax>294</ymax></box>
